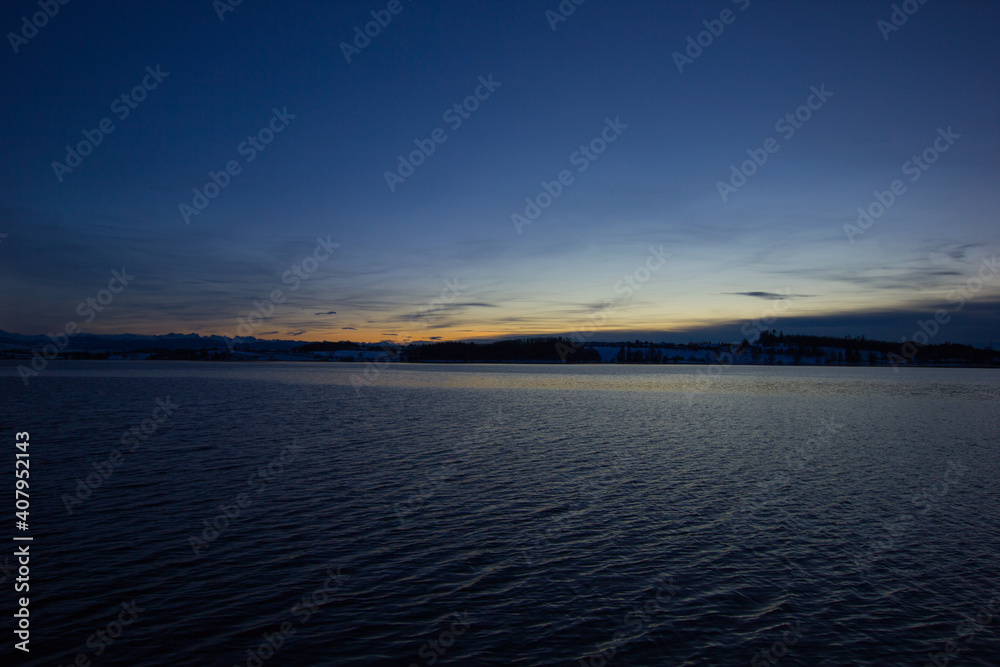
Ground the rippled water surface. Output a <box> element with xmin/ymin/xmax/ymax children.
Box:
<box><xmin>1</xmin><ymin>362</ymin><xmax>998</xmax><ymax>666</ymax></box>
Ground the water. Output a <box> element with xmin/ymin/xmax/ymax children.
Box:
<box><xmin>1</xmin><ymin>361</ymin><xmax>998</xmax><ymax>666</ymax></box>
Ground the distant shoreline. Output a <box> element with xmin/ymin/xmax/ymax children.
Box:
<box><xmin>2</xmin><ymin>357</ymin><xmax>997</xmax><ymax>370</ymax></box>
<box><xmin>2</xmin><ymin>332</ymin><xmax>997</xmax><ymax>370</ymax></box>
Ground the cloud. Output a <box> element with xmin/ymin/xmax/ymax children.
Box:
<box><xmin>342</xmin><ymin>326</ymin><xmax>356</xmax><ymax>330</ymax></box>
<box><xmin>287</xmin><ymin>331</ymin><xmax>305</xmax><ymax>336</ymax></box>
<box><xmin>314</xmin><ymin>311</ymin><xmax>337</xmax><ymax>315</ymax></box>
<box><xmin>409</xmin><ymin>301</ymin><xmax>498</xmax><ymax>321</ymax></box>
<box><xmin>726</xmin><ymin>291</ymin><xmax>812</xmax><ymax>300</ymax></box>
<box><xmin>919</xmin><ymin>241</ymin><xmax>985</xmax><ymax>263</ymax></box>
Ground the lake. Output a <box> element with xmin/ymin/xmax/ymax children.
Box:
<box><xmin>1</xmin><ymin>361</ymin><xmax>998</xmax><ymax>665</ymax></box>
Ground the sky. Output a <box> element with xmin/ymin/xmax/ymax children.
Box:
<box><xmin>2</xmin><ymin>0</ymin><xmax>999</xmax><ymax>346</ymax></box>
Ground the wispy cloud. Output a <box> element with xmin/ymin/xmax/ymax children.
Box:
<box><xmin>726</xmin><ymin>291</ymin><xmax>812</xmax><ymax>300</ymax></box>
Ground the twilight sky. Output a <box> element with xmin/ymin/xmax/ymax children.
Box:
<box><xmin>2</xmin><ymin>0</ymin><xmax>999</xmax><ymax>345</ymax></box>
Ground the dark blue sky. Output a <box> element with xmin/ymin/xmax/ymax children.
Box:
<box><xmin>2</xmin><ymin>0</ymin><xmax>998</xmax><ymax>345</ymax></box>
